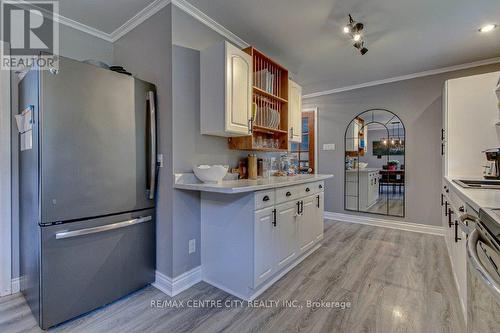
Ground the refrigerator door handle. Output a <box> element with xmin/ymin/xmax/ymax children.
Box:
<box><xmin>55</xmin><ymin>216</ymin><xmax>152</xmax><ymax>239</ymax></box>
<box><xmin>147</xmin><ymin>91</ymin><xmax>157</xmax><ymax>200</ymax></box>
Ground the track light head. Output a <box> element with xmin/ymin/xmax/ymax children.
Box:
<box><xmin>344</xmin><ymin>14</ymin><xmax>368</xmax><ymax>55</ymax></box>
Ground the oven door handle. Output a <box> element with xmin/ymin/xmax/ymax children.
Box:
<box><xmin>467</xmin><ymin>229</ymin><xmax>500</xmax><ymax>302</ymax></box>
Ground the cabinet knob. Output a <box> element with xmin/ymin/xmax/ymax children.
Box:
<box><xmin>286</xmin><ymin>191</ymin><xmax>292</xmax><ymax>197</ymax></box>
<box><xmin>305</xmin><ymin>187</ymin><xmax>310</xmax><ymax>192</ymax></box>
<box><xmin>263</xmin><ymin>195</ymin><xmax>270</xmax><ymax>202</ymax></box>
<box><xmin>459</xmin><ymin>206</ymin><xmax>465</xmax><ymax>212</ymax></box>
<box><xmin>319</xmin><ymin>184</ymin><xmax>323</xmax><ymax>189</ymax></box>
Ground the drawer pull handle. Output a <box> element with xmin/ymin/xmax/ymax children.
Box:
<box><xmin>55</xmin><ymin>216</ymin><xmax>152</xmax><ymax>239</ymax></box>
<box><xmin>286</xmin><ymin>191</ymin><xmax>292</xmax><ymax>197</ymax></box>
<box><xmin>305</xmin><ymin>187</ymin><xmax>310</xmax><ymax>192</ymax></box>
<box><xmin>272</xmin><ymin>209</ymin><xmax>277</xmax><ymax>227</ymax></box>
<box><xmin>263</xmin><ymin>195</ymin><xmax>270</xmax><ymax>202</ymax></box>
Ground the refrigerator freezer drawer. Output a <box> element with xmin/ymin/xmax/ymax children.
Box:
<box><xmin>39</xmin><ymin>209</ymin><xmax>155</xmax><ymax>329</ymax></box>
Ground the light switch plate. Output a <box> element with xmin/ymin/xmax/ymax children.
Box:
<box><xmin>189</xmin><ymin>239</ymin><xmax>196</xmax><ymax>254</ymax></box>
<box><xmin>157</xmin><ymin>154</ymin><xmax>164</xmax><ymax>168</ymax></box>
<box><xmin>323</xmin><ymin>143</ymin><xmax>336</xmax><ymax>151</ymax></box>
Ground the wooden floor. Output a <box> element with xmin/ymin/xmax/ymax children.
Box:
<box><xmin>365</xmin><ymin>192</ymin><xmax>404</xmax><ymax>216</ymax></box>
<box><xmin>0</xmin><ymin>220</ymin><xmax>465</xmax><ymax>333</ymax></box>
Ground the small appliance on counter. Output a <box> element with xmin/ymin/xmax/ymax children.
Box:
<box><xmin>482</xmin><ymin>148</ymin><xmax>500</xmax><ymax>179</ymax></box>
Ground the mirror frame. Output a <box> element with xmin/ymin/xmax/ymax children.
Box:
<box><xmin>343</xmin><ymin>109</ymin><xmax>406</xmax><ymax>218</ymax></box>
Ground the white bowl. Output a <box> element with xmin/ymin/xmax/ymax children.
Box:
<box><xmin>193</xmin><ymin>165</ymin><xmax>228</xmax><ymax>183</ymax></box>
<box><xmin>358</xmin><ymin>162</ymin><xmax>368</xmax><ymax>169</ymax></box>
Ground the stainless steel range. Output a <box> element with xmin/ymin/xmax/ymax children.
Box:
<box><xmin>467</xmin><ymin>208</ymin><xmax>500</xmax><ymax>332</ymax></box>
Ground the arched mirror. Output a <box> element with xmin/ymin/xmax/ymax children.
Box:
<box><xmin>344</xmin><ymin>109</ymin><xmax>405</xmax><ymax>217</ymax></box>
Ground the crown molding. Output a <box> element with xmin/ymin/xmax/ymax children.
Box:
<box><xmin>303</xmin><ymin>56</ymin><xmax>500</xmax><ymax>99</ymax></box>
<box><xmin>10</xmin><ymin>0</ymin><xmax>113</xmax><ymax>42</ymax></box>
<box><xmin>11</xmin><ymin>0</ymin><xmax>249</xmax><ymax>47</ymax></box>
<box><xmin>110</xmin><ymin>0</ymin><xmax>172</xmax><ymax>42</ymax></box>
<box><xmin>170</xmin><ymin>0</ymin><xmax>249</xmax><ymax>48</ymax></box>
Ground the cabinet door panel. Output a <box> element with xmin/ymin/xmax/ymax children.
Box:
<box><xmin>289</xmin><ymin>80</ymin><xmax>302</xmax><ymax>143</ymax></box>
<box><xmin>298</xmin><ymin>196</ymin><xmax>316</xmax><ymax>252</ymax></box>
<box><xmin>276</xmin><ymin>201</ymin><xmax>298</xmax><ymax>269</ymax></box>
<box><xmin>254</xmin><ymin>207</ymin><xmax>275</xmax><ymax>287</ymax></box>
<box><xmin>313</xmin><ymin>192</ymin><xmax>324</xmax><ymax>241</ymax></box>
<box><xmin>226</xmin><ymin>44</ymin><xmax>252</xmax><ymax>134</ymax></box>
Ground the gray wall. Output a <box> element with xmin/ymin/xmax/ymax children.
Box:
<box><xmin>304</xmin><ymin>62</ymin><xmax>500</xmax><ymax>227</ymax></box>
<box><xmin>113</xmin><ymin>5</ymin><xmax>174</xmax><ymax>277</ymax></box>
<box><xmin>10</xmin><ymin>24</ymin><xmax>114</xmax><ymax>279</ymax></box>
<box><xmin>170</xmin><ymin>7</ymin><xmax>248</xmax><ymax>277</ymax></box>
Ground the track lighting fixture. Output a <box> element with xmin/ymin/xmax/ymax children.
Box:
<box><xmin>343</xmin><ymin>14</ymin><xmax>368</xmax><ymax>55</ymax></box>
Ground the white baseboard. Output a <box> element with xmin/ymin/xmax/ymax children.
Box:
<box><xmin>11</xmin><ymin>277</ymin><xmax>20</xmax><ymax>294</ymax></box>
<box><xmin>152</xmin><ymin>266</ymin><xmax>202</xmax><ymax>297</ymax></box>
<box><xmin>324</xmin><ymin>211</ymin><xmax>443</xmax><ymax>236</ymax></box>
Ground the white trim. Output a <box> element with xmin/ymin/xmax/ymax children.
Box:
<box><xmin>324</xmin><ymin>211</ymin><xmax>444</xmax><ymax>236</ymax></box>
<box><xmin>110</xmin><ymin>0</ymin><xmax>250</xmax><ymax>46</ymax></box>
<box><xmin>303</xmin><ymin>57</ymin><xmax>500</xmax><ymax>99</ymax></box>
<box><xmin>302</xmin><ymin>107</ymin><xmax>319</xmax><ymax>174</ymax></box>
<box><xmin>11</xmin><ymin>0</ymin><xmax>113</xmax><ymax>42</ymax></box>
<box><xmin>11</xmin><ymin>277</ymin><xmax>20</xmax><ymax>294</ymax></box>
<box><xmin>152</xmin><ymin>266</ymin><xmax>202</xmax><ymax>297</ymax></box>
<box><xmin>110</xmin><ymin>0</ymin><xmax>172</xmax><ymax>42</ymax></box>
<box><xmin>170</xmin><ymin>0</ymin><xmax>249</xmax><ymax>48</ymax></box>
<box><xmin>0</xmin><ymin>41</ymin><xmax>12</xmax><ymax>297</ymax></box>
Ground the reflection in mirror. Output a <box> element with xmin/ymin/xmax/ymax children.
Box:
<box><xmin>344</xmin><ymin>109</ymin><xmax>405</xmax><ymax>217</ymax></box>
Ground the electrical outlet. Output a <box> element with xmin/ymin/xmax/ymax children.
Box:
<box><xmin>323</xmin><ymin>143</ymin><xmax>336</xmax><ymax>151</ymax></box>
<box><xmin>157</xmin><ymin>154</ymin><xmax>164</xmax><ymax>168</ymax></box>
<box><xmin>189</xmin><ymin>239</ymin><xmax>196</xmax><ymax>254</ymax></box>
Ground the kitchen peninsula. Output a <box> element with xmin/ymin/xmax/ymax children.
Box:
<box><xmin>174</xmin><ymin>173</ymin><xmax>333</xmax><ymax>300</ymax></box>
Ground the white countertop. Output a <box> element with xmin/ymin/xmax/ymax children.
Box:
<box><xmin>174</xmin><ymin>173</ymin><xmax>333</xmax><ymax>194</ymax></box>
<box><xmin>346</xmin><ymin>168</ymin><xmax>380</xmax><ymax>173</ymax></box>
<box><xmin>445</xmin><ymin>177</ymin><xmax>500</xmax><ymax>211</ymax></box>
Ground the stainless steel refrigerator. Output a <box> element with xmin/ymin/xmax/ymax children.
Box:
<box><xmin>19</xmin><ymin>56</ymin><xmax>158</xmax><ymax>329</ymax></box>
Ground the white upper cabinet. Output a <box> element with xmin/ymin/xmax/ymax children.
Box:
<box><xmin>288</xmin><ymin>79</ymin><xmax>302</xmax><ymax>143</ymax></box>
<box><xmin>201</xmin><ymin>41</ymin><xmax>252</xmax><ymax>137</ymax></box>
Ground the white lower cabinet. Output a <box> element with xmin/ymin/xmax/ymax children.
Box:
<box><xmin>442</xmin><ymin>180</ymin><xmax>471</xmax><ymax>322</ymax></box>
<box><xmin>254</xmin><ymin>191</ymin><xmax>324</xmax><ymax>288</ymax></box>
<box><xmin>202</xmin><ymin>181</ymin><xmax>325</xmax><ymax>300</ymax></box>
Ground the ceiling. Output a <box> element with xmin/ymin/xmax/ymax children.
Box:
<box><xmin>57</xmin><ymin>0</ymin><xmax>156</xmax><ymax>33</ymax></box>
<box><xmin>56</xmin><ymin>0</ymin><xmax>500</xmax><ymax>94</ymax></box>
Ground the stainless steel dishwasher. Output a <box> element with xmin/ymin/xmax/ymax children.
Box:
<box><xmin>466</xmin><ymin>208</ymin><xmax>500</xmax><ymax>332</ymax></box>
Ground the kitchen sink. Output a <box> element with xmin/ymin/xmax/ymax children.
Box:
<box><xmin>454</xmin><ymin>179</ymin><xmax>500</xmax><ymax>189</ymax></box>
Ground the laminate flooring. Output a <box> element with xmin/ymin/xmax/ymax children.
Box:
<box><xmin>364</xmin><ymin>192</ymin><xmax>404</xmax><ymax>216</ymax></box>
<box><xmin>0</xmin><ymin>220</ymin><xmax>465</xmax><ymax>333</ymax></box>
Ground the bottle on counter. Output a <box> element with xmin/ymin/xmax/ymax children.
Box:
<box><xmin>248</xmin><ymin>154</ymin><xmax>258</xmax><ymax>180</ymax></box>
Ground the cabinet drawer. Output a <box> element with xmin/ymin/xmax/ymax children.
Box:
<box><xmin>276</xmin><ymin>185</ymin><xmax>301</xmax><ymax>204</ymax></box>
<box><xmin>346</xmin><ymin>172</ymin><xmax>358</xmax><ymax>182</ymax></box>
<box><xmin>304</xmin><ymin>181</ymin><xmax>324</xmax><ymax>195</ymax></box>
<box><xmin>255</xmin><ymin>190</ymin><xmax>275</xmax><ymax>210</ymax></box>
